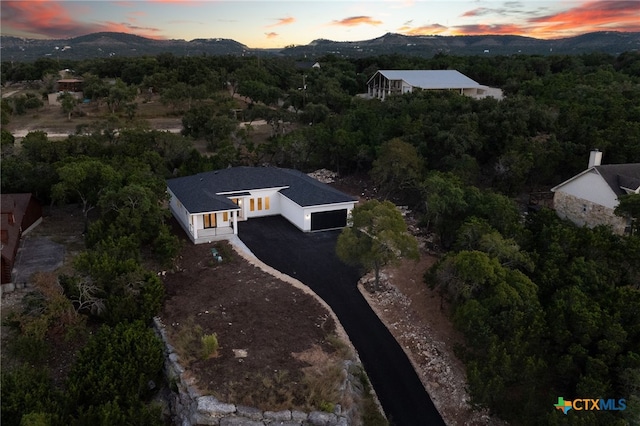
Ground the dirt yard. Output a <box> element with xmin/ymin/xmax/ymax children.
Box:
<box><xmin>157</xmin><ymin>232</ymin><xmax>353</xmax><ymax>411</ymax></box>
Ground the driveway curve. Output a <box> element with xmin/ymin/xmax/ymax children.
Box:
<box><xmin>238</xmin><ymin>216</ymin><xmax>445</xmax><ymax>426</ymax></box>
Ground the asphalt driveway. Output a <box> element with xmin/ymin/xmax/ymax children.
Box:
<box><xmin>238</xmin><ymin>216</ymin><xmax>445</xmax><ymax>426</ymax></box>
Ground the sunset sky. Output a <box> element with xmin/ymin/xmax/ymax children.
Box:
<box><xmin>1</xmin><ymin>1</ymin><xmax>639</xmax><ymax>48</ymax></box>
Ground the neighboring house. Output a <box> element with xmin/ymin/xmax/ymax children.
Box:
<box><xmin>366</xmin><ymin>69</ymin><xmax>502</xmax><ymax>100</ymax></box>
<box><xmin>551</xmin><ymin>150</ymin><xmax>640</xmax><ymax>234</ymax></box>
<box><xmin>48</xmin><ymin>78</ymin><xmax>84</xmax><ymax>105</ymax></box>
<box><xmin>295</xmin><ymin>61</ymin><xmax>321</xmax><ymax>70</ymax></box>
<box><xmin>1</xmin><ymin>194</ymin><xmax>43</xmax><ymax>285</ymax></box>
<box><xmin>167</xmin><ymin>167</ymin><xmax>357</xmax><ymax>244</ymax></box>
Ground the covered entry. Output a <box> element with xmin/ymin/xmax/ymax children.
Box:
<box><xmin>310</xmin><ymin>209</ymin><xmax>347</xmax><ymax>231</ymax></box>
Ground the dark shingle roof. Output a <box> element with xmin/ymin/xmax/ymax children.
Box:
<box><xmin>595</xmin><ymin>164</ymin><xmax>640</xmax><ymax>196</ymax></box>
<box><xmin>167</xmin><ymin>167</ymin><xmax>356</xmax><ymax>213</ymax></box>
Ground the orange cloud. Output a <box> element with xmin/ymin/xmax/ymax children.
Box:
<box><xmin>265</xmin><ymin>32</ymin><xmax>279</xmax><ymax>39</ymax></box>
<box><xmin>267</xmin><ymin>17</ymin><xmax>295</xmax><ymax>28</ymax></box>
<box><xmin>331</xmin><ymin>16</ymin><xmax>383</xmax><ymax>27</ymax></box>
<box><xmin>1</xmin><ymin>0</ymin><xmax>165</xmax><ymax>39</ymax></box>
<box><xmin>527</xmin><ymin>0</ymin><xmax>640</xmax><ymax>37</ymax></box>
<box><xmin>399</xmin><ymin>24</ymin><xmax>448</xmax><ymax>36</ymax></box>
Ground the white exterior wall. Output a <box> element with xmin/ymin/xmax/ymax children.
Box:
<box><xmin>556</xmin><ymin>170</ymin><xmax>619</xmax><ymax>209</ymax></box>
<box><xmin>168</xmin><ymin>188</ymin><xmax>194</xmax><ymax>239</ymax></box>
<box><xmin>279</xmin><ymin>195</ymin><xmax>306</xmax><ymax>231</ymax></box>
<box><xmin>280</xmin><ymin>194</ymin><xmax>356</xmax><ymax>232</ymax></box>
<box><xmin>244</xmin><ymin>188</ymin><xmax>284</xmax><ymax>218</ymax></box>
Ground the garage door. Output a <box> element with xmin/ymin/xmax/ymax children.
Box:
<box><xmin>310</xmin><ymin>209</ymin><xmax>347</xmax><ymax>231</ymax></box>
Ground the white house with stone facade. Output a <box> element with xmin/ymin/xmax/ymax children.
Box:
<box><xmin>167</xmin><ymin>167</ymin><xmax>357</xmax><ymax>244</ymax></box>
<box><xmin>551</xmin><ymin>150</ymin><xmax>640</xmax><ymax>234</ymax></box>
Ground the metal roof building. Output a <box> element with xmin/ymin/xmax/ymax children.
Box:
<box><xmin>366</xmin><ymin>70</ymin><xmax>502</xmax><ymax>100</ymax></box>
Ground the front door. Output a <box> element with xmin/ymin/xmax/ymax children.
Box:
<box><xmin>203</xmin><ymin>213</ymin><xmax>216</xmax><ymax>228</ymax></box>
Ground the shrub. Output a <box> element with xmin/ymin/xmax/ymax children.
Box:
<box><xmin>1</xmin><ymin>366</ymin><xmax>59</xmax><ymax>426</ymax></box>
<box><xmin>65</xmin><ymin>321</ymin><xmax>164</xmax><ymax>413</ymax></box>
<box><xmin>153</xmin><ymin>226</ymin><xmax>181</xmax><ymax>266</ymax></box>
<box><xmin>201</xmin><ymin>333</ymin><xmax>219</xmax><ymax>359</ymax></box>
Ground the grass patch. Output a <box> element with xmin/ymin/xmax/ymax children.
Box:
<box><xmin>223</xmin><ymin>370</ymin><xmax>299</xmax><ymax>410</ymax></box>
<box><xmin>326</xmin><ymin>333</ymin><xmax>353</xmax><ymax>360</ymax></box>
<box><xmin>170</xmin><ymin>316</ymin><xmax>204</xmax><ymax>364</ymax></box>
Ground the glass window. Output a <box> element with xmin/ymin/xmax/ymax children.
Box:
<box><xmin>203</xmin><ymin>213</ymin><xmax>216</xmax><ymax>228</ymax></box>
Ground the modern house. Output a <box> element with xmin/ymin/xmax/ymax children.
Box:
<box><xmin>366</xmin><ymin>70</ymin><xmax>502</xmax><ymax>100</ymax></box>
<box><xmin>167</xmin><ymin>167</ymin><xmax>357</xmax><ymax>244</ymax></box>
<box><xmin>1</xmin><ymin>194</ymin><xmax>43</xmax><ymax>285</ymax></box>
<box><xmin>551</xmin><ymin>150</ymin><xmax>640</xmax><ymax>234</ymax></box>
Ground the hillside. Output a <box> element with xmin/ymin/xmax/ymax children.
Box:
<box><xmin>1</xmin><ymin>31</ymin><xmax>638</xmax><ymax>61</ymax></box>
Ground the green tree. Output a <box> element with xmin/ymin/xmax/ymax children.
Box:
<box><xmin>370</xmin><ymin>138</ymin><xmax>424</xmax><ymax>200</ymax></box>
<box><xmin>106</xmin><ymin>79</ymin><xmax>136</xmax><ymax>114</ymax></box>
<box><xmin>1</xmin><ymin>128</ymin><xmax>15</xmax><ymax>157</ymax></box>
<box><xmin>421</xmin><ymin>172</ymin><xmax>468</xmax><ymax>245</ymax></box>
<box><xmin>336</xmin><ymin>200</ymin><xmax>419</xmax><ymax>290</ymax></box>
<box><xmin>615</xmin><ymin>194</ymin><xmax>640</xmax><ymax>235</ymax></box>
<box><xmin>81</xmin><ymin>73</ymin><xmax>109</xmax><ymax>107</ymax></box>
<box><xmin>52</xmin><ymin>158</ymin><xmax>120</xmax><ymax>223</ymax></box>
<box><xmin>58</xmin><ymin>92</ymin><xmax>77</xmax><ymax>121</ymax></box>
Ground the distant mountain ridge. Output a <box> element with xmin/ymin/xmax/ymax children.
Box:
<box><xmin>1</xmin><ymin>31</ymin><xmax>638</xmax><ymax>61</ymax></box>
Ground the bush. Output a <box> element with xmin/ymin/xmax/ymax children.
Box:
<box><xmin>65</xmin><ymin>321</ymin><xmax>164</xmax><ymax>413</ymax></box>
<box><xmin>1</xmin><ymin>366</ymin><xmax>59</xmax><ymax>426</ymax></box>
<box><xmin>103</xmin><ymin>270</ymin><xmax>164</xmax><ymax>325</ymax></box>
<box><xmin>7</xmin><ymin>335</ymin><xmax>48</xmax><ymax>364</ymax></box>
<box><xmin>201</xmin><ymin>333</ymin><xmax>219</xmax><ymax>359</ymax></box>
<box><xmin>153</xmin><ymin>226</ymin><xmax>181</xmax><ymax>266</ymax></box>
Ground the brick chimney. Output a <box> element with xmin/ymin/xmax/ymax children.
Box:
<box><xmin>588</xmin><ymin>149</ymin><xmax>602</xmax><ymax>168</ymax></box>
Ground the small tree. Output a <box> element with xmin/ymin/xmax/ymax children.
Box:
<box><xmin>336</xmin><ymin>200</ymin><xmax>419</xmax><ymax>291</ymax></box>
<box><xmin>58</xmin><ymin>92</ymin><xmax>77</xmax><ymax>121</ymax></box>
<box><xmin>52</xmin><ymin>158</ymin><xmax>120</xmax><ymax>226</ymax></box>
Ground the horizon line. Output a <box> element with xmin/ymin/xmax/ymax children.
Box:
<box><xmin>1</xmin><ymin>29</ymin><xmax>637</xmax><ymax>50</ymax></box>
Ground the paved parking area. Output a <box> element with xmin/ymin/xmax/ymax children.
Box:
<box><xmin>238</xmin><ymin>216</ymin><xmax>444</xmax><ymax>426</ymax></box>
<box><xmin>13</xmin><ymin>236</ymin><xmax>65</xmax><ymax>286</ymax></box>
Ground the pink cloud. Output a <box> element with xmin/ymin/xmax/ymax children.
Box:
<box><xmin>267</xmin><ymin>17</ymin><xmax>295</xmax><ymax>28</ymax></box>
<box><xmin>265</xmin><ymin>32</ymin><xmax>279</xmax><ymax>39</ymax></box>
<box><xmin>527</xmin><ymin>0</ymin><xmax>640</xmax><ymax>37</ymax></box>
<box><xmin>456</xmin><ymin>0</ymin><xmax>640</xmax><ymax>38</ymax></box>
<box><xmin>1</xmin><ymin>0</ymin><xmax>166</xmax><ymax>39</ymax></box>
<box><xmin>398</xmin><ymin>24</ymin><xmax>448</xmax><ymax>36</ymax></box>
<box><xmin>331</xmin><ymin>16</ymin><xmax>383</xmax><ymax>27</ymax></box>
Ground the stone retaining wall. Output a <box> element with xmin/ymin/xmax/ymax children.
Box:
<box><xmin>153</xmin><ymin>317</ymin><xmax>366</xmax><ymax>426</ymax></box>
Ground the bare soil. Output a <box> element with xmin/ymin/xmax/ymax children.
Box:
<box><xmin>157</xmin><ymin>228</ymin><xmax>350</xmax><ymax>410</ymax></box>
